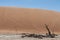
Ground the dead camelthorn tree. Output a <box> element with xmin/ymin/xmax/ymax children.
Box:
<box><xmin>45</xmin><ymin>24</ymin><xmax>56</xmax><ymax>38</ymax></box>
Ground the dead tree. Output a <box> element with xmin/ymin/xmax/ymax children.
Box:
<box><xmin>45</xmin><ymin>24</ymin><xmax>55</xmax><ymax>38</ymax></box>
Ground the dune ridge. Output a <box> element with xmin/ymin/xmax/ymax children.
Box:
<box><xmin>0</xmin><ymin>7</ymin><xmax>60</xmax><ymax>34</ymax></box>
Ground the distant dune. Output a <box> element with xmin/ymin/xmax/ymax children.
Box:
<box><xmin>0</xmin><ymin>7</ymin><xmax>60</xmax><ymax>34</ymax></box>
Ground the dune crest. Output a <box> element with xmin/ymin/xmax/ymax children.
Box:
<box><xmin>0</xmin><ymin>7</ymin><xmax>60</xmax><ymax>34</ymax></box>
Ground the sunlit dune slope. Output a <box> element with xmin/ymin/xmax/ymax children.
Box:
<box><xmin>0</xmin><ymin>7</ymin><xmax>60</xmax><ymax>34</ymax></box>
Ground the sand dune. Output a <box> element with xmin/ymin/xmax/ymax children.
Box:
<box><xmin>0</xmin><ymin>7</ymin><xmax>60</xmax><ymax>34</ymax></box>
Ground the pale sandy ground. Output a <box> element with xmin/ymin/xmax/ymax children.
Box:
<box><xmin>0</xmin><ymin>34</ymin><xmax>59</xmax><ymax>40</ymax></box>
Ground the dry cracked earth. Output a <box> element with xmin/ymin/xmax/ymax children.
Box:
<box><xmin>0</xmin><ymin>34</ymin><xmax>59</xmax><ymax>40</ymax></box>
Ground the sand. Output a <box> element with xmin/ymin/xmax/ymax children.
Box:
<box><xmin>0</xmin><ymin>7</ymin><xmax>60</xmax><ymax>34</ymax></box>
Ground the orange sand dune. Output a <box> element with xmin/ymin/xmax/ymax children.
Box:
<box><xmin>0</xmin><ymin>7</ymin><xmax>60</xmax><ymax>34</ymax></box>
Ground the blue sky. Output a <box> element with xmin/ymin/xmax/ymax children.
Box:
<box><xmin>0</xmin><ymin>0</ymin><xmax>60</xmax><ymax>12</ymax></box>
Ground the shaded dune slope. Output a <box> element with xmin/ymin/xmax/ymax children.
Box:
<box><xmin>0</xmin><ymin>7</ymin><xmax>60</xmax><ymax>34</ymax></box>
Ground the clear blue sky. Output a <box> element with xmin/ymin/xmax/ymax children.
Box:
<box><xmin>0</xmin><ymin>0</ymin><xmax>60</xmax><ymax>12</ymax></box>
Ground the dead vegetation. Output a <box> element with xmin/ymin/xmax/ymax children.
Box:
<box><xmin>21</xmin><ymin>24</ymin><xmax>58</xmax><ymax>39</ymax></box>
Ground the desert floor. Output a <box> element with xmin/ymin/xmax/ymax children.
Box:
<box><xmin>0</xmin><ymin>34</ymin><xmax>59</xmax><ymax>40</ymax></box>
